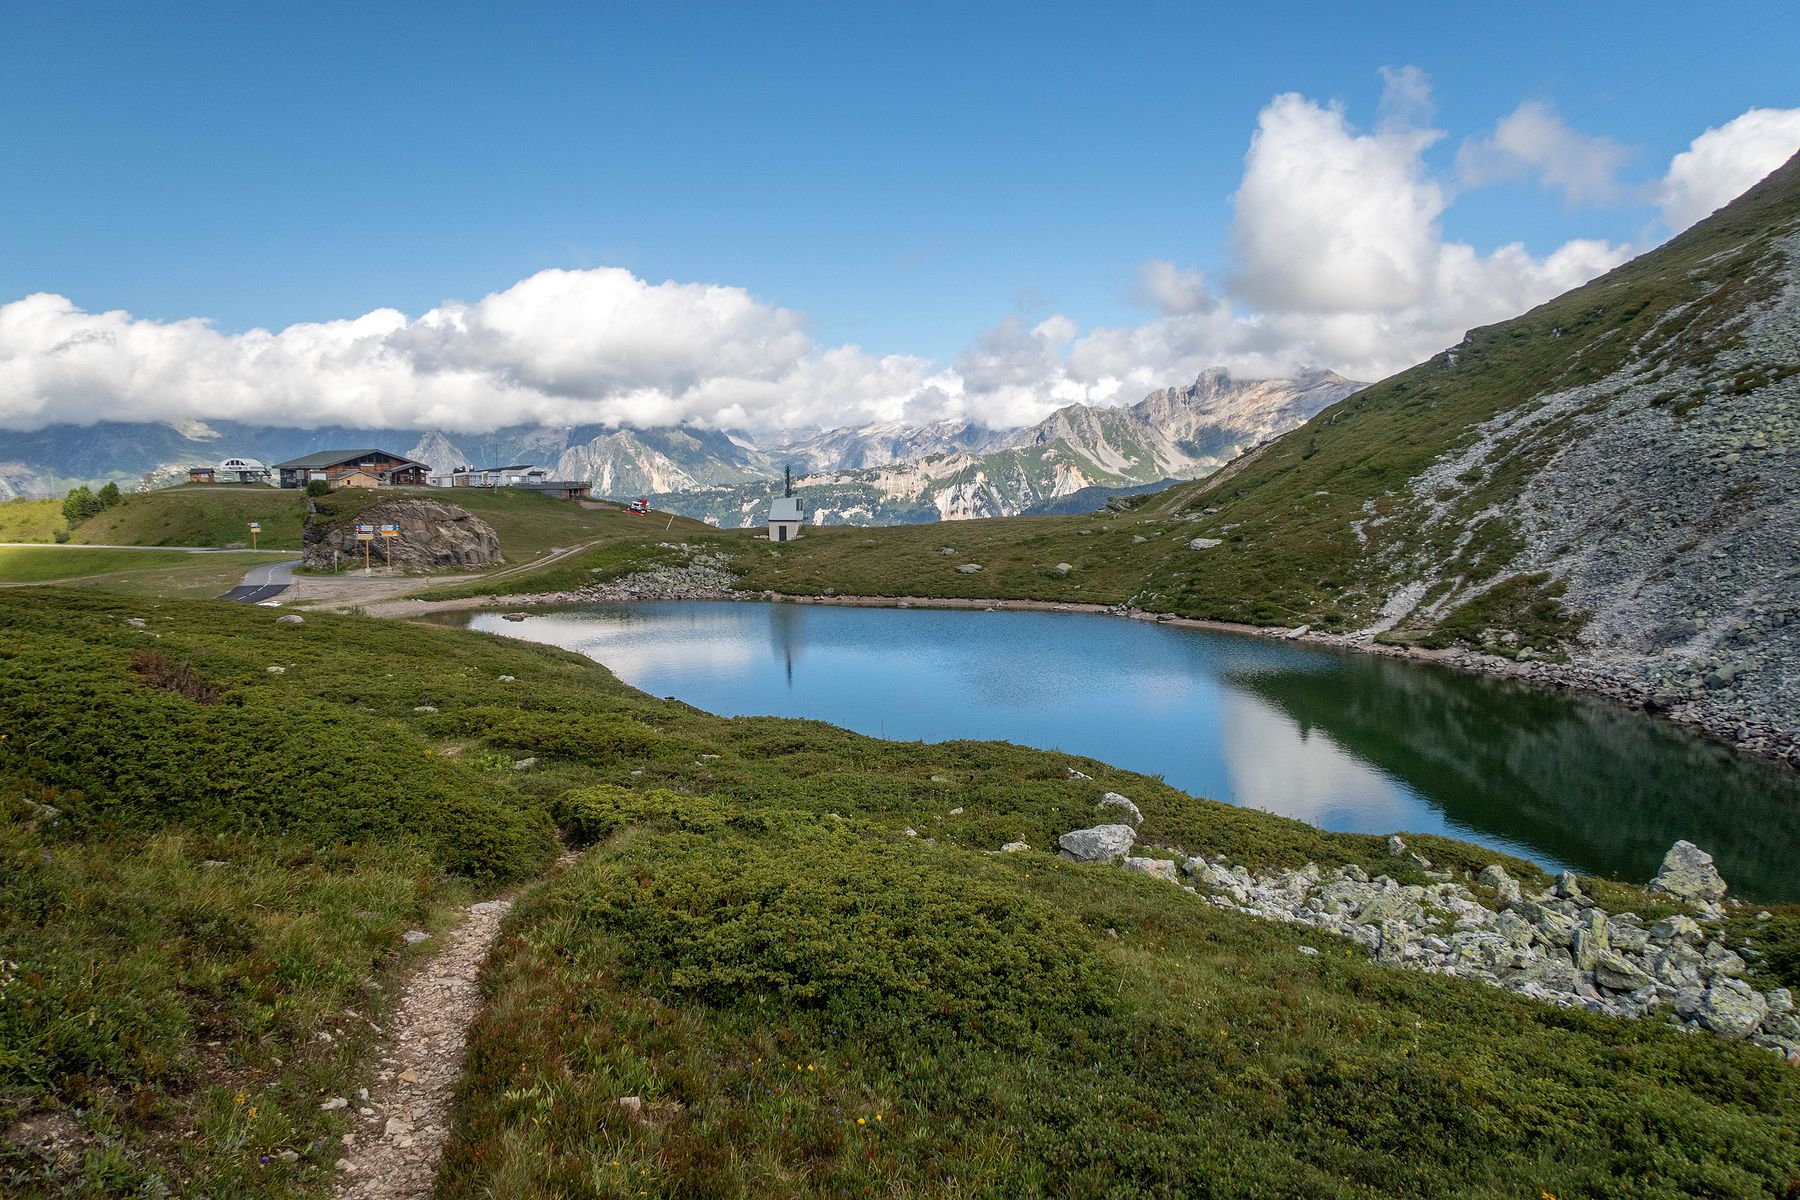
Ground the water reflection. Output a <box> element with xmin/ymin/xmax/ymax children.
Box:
<box><xmin>460</xmin><ymin>602</ymin><xmax>1800</xmax><ymax>900</ymax></box>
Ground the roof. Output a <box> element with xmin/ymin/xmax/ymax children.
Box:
<box><xmin>768</xmin><ymin>497</ymin><xmax>804</xmax><ymax>521</ymax></box>
<box><xmin>218</xmin><ymin>457</ymin><xmax>267</xmax><ymax>471</ymax></box>
<box><xmin>271</xmin><ymin>449</ymin><xmax>391</xmax><ymax>470</ymax></box>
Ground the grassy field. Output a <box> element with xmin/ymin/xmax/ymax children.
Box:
<box><xmin>2</xmin><ymin>588</ymin><xmax>1795</xmax><ymax>1196</ymax></box>
<box><xmin>70</xmin><ymin>487</ymin><xmax>307</xmax><ymax>549</ymax></box>
<box><xmin>0</xmin><ymin>546</ymin><xmax>291</xmax><ymax>598</ymax></box>
<box><xmin>0</xmin><ymin>499</ymin><xmax>64</xmax><ymax>543</ymax></box>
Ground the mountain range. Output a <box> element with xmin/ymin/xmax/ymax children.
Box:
<box><xmin>0</xmin><ymin>369</ymin><xmax>1361</xmax><ymax>523</ymax></box>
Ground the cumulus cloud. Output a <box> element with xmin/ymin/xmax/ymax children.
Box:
<box><xmin>1132</xmin><ymin>260</ymin><xmax>1210</xmax><ymax>315</ymax></box>
<box><xmin>1456</xmin><ymin>100</ymin><xmax>1632</xmax><ymax>205</ymax></box>
<box><xmin>0</xmin><ymin>70</ymin><xmax>1681</xmax><ymax>438</ymax></box>
<box><xmin>0</xmin><ymin>269</ymin><xmax>937</xmax><ymax>434</ymax></box>
<box><xmin>1659</xmin><ymin>107</ymin><xmax>1800</xmax><ymax>231</ymax></box>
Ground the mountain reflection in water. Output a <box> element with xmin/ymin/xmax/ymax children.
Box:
<box><xmin>458</xmin><ymin>602</ymin><xmax>1800</xmax><ymax>901</ymax></box>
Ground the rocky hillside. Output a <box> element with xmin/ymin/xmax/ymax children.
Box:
<box><xmin>655</xmin><ymin>369</ymin><xmax>1362</xmax><ymax>526</ymax></box>
<box><xmin>1125</xmin><ymin>150</ymin><xmax>1800</xmax><ymax>753</ymax></box>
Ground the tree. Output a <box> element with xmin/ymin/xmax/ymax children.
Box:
<box><xmin>305</xmin><ymin>480</ymin><xmax>330</xmax><ymax>498</ymax></box>
<box><xmin>97</xmin><ymin>481</ymin><xmax>122</xmax><ymax>507</ymax></box>
<box><xmin>61</xmin><ymin>486</ymin><xmax>105</xmax><ymax>526</ymax></box>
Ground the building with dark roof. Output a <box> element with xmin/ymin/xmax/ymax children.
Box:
<box><xmin>270</xmin><ymin>449</ymin><xmax>429</xmax><ymax>489</ymax></box>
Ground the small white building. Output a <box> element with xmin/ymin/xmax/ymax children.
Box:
<box><xmin>768</xmin><ymin>495</ymin><xmax>804</xmax><ymax>542</ymax></box>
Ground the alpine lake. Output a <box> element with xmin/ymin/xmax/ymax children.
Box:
<box><xmin>451</xmin><ymin>600</ymin><xmax>1800</xmax><ymax>902</ymax></box>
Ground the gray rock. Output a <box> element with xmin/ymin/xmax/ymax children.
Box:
<box><xmin>1096</xmin><ymin>792</ymin><xmax>1143</xmax><ymax>825</ymax></box>
<box><xmin>1697</xmin><ymin>978</ymin><xmax>1768</xmax><ymax>1039</ymax></box>
<box><xmin>1050</xmin><ymin>563</ymin><xmax>1073</xmax><ymax>576</ymax></box>
<box><xmin>1646</xmin><ymin>840</ymin><xmax>1727</xmax><ymax>903</ymax></box>
<box><xmin>1123</xmin><ymin>857</ymin><xmax>1181</xmax><ymax>884</ymax></box>
<box><xmin>303</xmin><ymin>498</ymin><xmax>502</xmax><ymax>570</ymax></box>
<box><xmin>955</xmin><ymin>563</ymin><xmax>983</xmax><ymax>574</ymax></box>
<box><xmin>1387</xmin><ymin>835</ymin><xmax>1407</xmax><ymax>857</ymax></box>
<box><xmin>1700</xmin><ymin>942</ymin><xmax>1747</xmax><ymax>979</ymax></box>
<box><xmin>1056</xmin><ymin>824</ymin><xmax>1137</xmax><ymax>863</ymax></box>
<box><xmin>999</xmin><ymin>841</ymin><xmax>1030</xmax><ymax>853</ymax></box>
<box><xmin>275</xmin><ymin>614</ymin><xmax>305</xmax><ymax>625</ymax></box>
<box><xmin>1768</xmin><ymin>987</ymin><xmax>1794</xmax><ymax>1015</ymax></box>
<box><xmin>1571</xmin><ymin>910</ymin><xmax>1609</xmax><ymax>971</ymax></box>
<box><xmin>1593</xmin><ymin>951</ymin><xmax>1652</xmax><ymax>992</ymax></box>
<box><xmin>401</xmin><ymin>930</ymin><xmax>430</xmax><ymax>946</ymax></box>
<box><xmin>1649</xmin><ymin>914</ymin><xmax>1703</xmax><ymax>945</ymax></box>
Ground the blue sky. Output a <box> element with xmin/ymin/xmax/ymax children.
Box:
<box><xmin>3</xmin><ymin>1</ymin><xmax>1798</xmax><ymax>433</ymax></box>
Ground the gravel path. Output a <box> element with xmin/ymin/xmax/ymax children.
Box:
<box><xmin>329</xmin><ymin>896</ymin><xmax>514</xmax><ymax>1199</ymax></box>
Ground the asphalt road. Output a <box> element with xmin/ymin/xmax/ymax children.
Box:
<box><xmin>221</xmin><ymin>558</ymin><xmax>298</xmax><ymax>603</ymax></box>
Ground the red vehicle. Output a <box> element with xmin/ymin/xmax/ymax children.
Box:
<box><xmin>626</xmin><ymin>497</ymin><xmax>649</xmax><ymax>515</ymax></box>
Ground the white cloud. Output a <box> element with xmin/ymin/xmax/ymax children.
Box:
<box><xmin>1456</xmin><ymin>100</ymin><xmax>1632</xmax><ymax>205</ymax></box>
<box><xmin>1659</xmin><ymin>107</ymin><xmax>1800</xmax><ymax>231</ymax></box>
<box><xmin>0</xmin><ymin>70</ymin><xmax>1668</xmax><ymax>439</ymax></box>
<box><xmin>1131</xmin><ymin>260</ymin><xmax>1210</xmax><ymax>315</ymax></box>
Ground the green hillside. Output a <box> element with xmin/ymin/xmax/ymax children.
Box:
<box><xmin>0</xmin><ymin>546</ymin><xmax>290</xmax><ymax>598</ymax></box>
<box><xmin>740</xmin><ymin>152</ymin><xmax>1800</xmax><ymax>665</ymax></box>
<box><xmin>0</xmin><ymin>499</ymin><xmax>65</xmax><ymax>543</ymax></box>
<box><xmin>70</xmin><ymin>487</ymin><xmax>308</xmax><ymax>549</ymax></box>
<box><xmin>4</xmin><ymin>589</ymin><xmax>1798</xmax><ymax>1196</ymax></box>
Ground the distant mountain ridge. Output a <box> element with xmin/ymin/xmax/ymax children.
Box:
<box><xmin>0</xmin><ymin>369</ymin><xmax>1362</xmax><ymax>526</ymax></box>
<box><xmin>653</xmin><ymin>368</ymin><xmax>1364</xmax><ymax>525</ymax></box>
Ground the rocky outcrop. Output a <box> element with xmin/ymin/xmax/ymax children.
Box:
<box><xmin>304</xmin><ymin>500</ymin><xmax>501</xmax><ymax>570</ymax></box>
<box><xmin>1063</xmin><ymin>822</ymin><xmax>1798</xmax><ymax>1061</ymax></box>
<box><xmin>1647</xmin><ymin>840</ymin><xmax>1730</xmax><ymax>906</ymax></box>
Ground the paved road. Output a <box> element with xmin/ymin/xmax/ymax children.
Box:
<box><xmin>221</xmin><ymin>558</ymin><xmax>299</xmax><ymax>603</ymax></box>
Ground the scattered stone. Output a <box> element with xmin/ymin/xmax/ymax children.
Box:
<box><xmin>1594</xmin><ymin>950</ymin><xmax>1652</xmax><ymax>992</ymax></box>
<box><xmin>267</xmin><ymin>665</ymin><xmax>287</xmax><ymax>674</ymax></box>
<box><xmin>496</xmin><ymin>674</ymin><xmax>515</xmax><ymax>683</ymax></box>
<box><xmin>1050</xmin><ymin>563</ymin><xmax>1073</xmax><ymax>577</ymax></box>
<box><xmin>1697</xmin><ymin>978</ymin><xmax>1769</xmax><ymax>1039</ymax></box>
<box><xmin>1123</xmin><ymin>857</ymin><xmax>1181</xmax><ymax>884</ymax></box>
<box><xmin>512</xmin><ymin>757</ymin><xmax>538</xmax><ymax>771</ymax></box>
<box><xmin>276</xmin><ymin>614</ymin><xmax>305</xmax><ymax>626</ymax></box>
<box><xmin>1188</xmin><ymin>538</ymin><xmax>1222</xmax><ymax>550</ymax></box>
<box><xmin>1297</xmin><ymin>945</ymin><xmax>1320</xmax><ymax>956</ymax></box>
<box><xmin>956</xmin><ymin>563</ymin><xmax>983</xmax><ymax>573</ymax></box>
<box><xmin>1387</xmin><ymin>835</ymin><xmax>1407</xmax><ymax>857</ymax></box>
<box><xmin>320</xmin><ymin>1098</ymin><xmax>348</xmax><ymax>1111</ymax></box>
<box><xmin>124</xmin><ymin>617</ymin><xmax>147</xmax><ymax>627</ymax></box>
<box><xmin>1096</xmin><ymin>792</ymin><xmax>1143</xmax><ymax>825</ymax></box>
<box><xmin>1066</xmin><ymin>767</ymin><xmax>1091</xmax><ymax>780</ymax></box>
<box><xmin>1056</xmin><ymin>824</ymin><xmax>1137</xmax><ymax>863</ymax></box>
<box><xmin>903</xmin><ymin>827</ymin><xmax>918</xmax><ymax>838</ymax></box>
<box><xmin>1646</xmin><ymin>840</ymin><xmax>1727</xmax><ymax>903</ymax></box>
<box><xmin>1000</xmin><ymin>841</ymin><xmax>1030</xmax><ymax>853</ymax></box>
<box><xmin>412</xmin><ymin>705</ymin><xmax>438</xmax><ymax>714</ymax></box>
<box><xmin>949</xmin><ymin>806</ymin><xmax>964</xmax><ymax>815</ymax></box>
<box><xmin>401</xmin><ymin>930</ymin><xmax>430</xmax><ymax>946</ymax></box>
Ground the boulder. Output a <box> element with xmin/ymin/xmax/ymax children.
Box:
<box><xmin>1593</xmin><ymin>951</ymin><xmax>1651</xmax><ymax>993</ymax></box>
<box><xmin>302</xmin><ymin>499</ymin><xmax>502</xmax><ymax>569</ymax></box>
<box><xmin>1187</xmin><ymin>538</ymin><xmax>1221</xmax><ymax>550</ymax></box>
<box><xmin>955</xmin><ymin>563</ymin><xmax>983</xmax><ymax>574</ymax></box>
<box><xmin>999</xmin><ymin>841</ymin><xmax>1030</xmax><ymax>854</ymax></box>
<box><xmin>1123</xmin><ymin>857</ymin><xmax>1181</xmax><ymax>884</ymax></box>
<box><xmin>1696</xmin><ymin>978</ymin><xmax>1768</xmax><ymax>1039</ymax></box>
<box><xmin>1096</xmin><ymin>792</ymin><xmax>1143</xmax><ymax>825</ymax></box>
<box><xmin>1050</xmin><ymin>563</ymin><xmax>1073</xmax><ymax>577</ymax></box>
<box><xmin>1571</xmin><ymin>910</ymin><xmax>1609</xmax><ymax>971</ymax></box>
<box><xmin>1056</xmin><ymin>824</ymin><xmax>1137</xmax><ymax>863</ymax></box>
<box><xmin>1648</xmin><ymin>914</ymin><xmax>1703</xmax><ymax>945</ymax></box>
<box><xmin>1645</xmin><ymin>840</ymin><xmax>1727</xmax><ymax>904</ymax></box>
<box><xmin>275</xmin><ymin>614</ymin><xmax>305</xmax><ymax>625</ymax></box>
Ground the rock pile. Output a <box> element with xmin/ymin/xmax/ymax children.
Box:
<box><xmin>1052</xmin><ymin>808</ymin><xmax>1798</xmax><ymax>1061</ymax></box>
<box><xmin>496</xmin><ymin>544</ymin><xmax>737</xmax><ymax>605</ymax></box>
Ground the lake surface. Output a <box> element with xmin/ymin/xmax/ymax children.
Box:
<box><xmin>459</xmin><ymin>601</ymin><xmax>1800</xmax><ymax>901</ymax></box>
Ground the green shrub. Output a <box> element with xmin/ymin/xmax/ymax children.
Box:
<box><xmin>305</xmin><ymin>480</ymin><xmax>330</xmax><ymax>498</ymax></box>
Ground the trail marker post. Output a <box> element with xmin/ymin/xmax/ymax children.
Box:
<box><xmin>355</xmin><ymin>523</ymin><xmax>374</xmax><ymax>570</ymax></box>
<box><xmin>248</xmin><ymin>520</ymin><xmax>261</xmax><ymax>549</ymax></box>
<box><xmin>379</xmin><ymin>523</ymin><xmax>399</xmax><ymax>567</ymax></box>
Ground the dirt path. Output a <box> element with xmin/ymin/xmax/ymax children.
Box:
<box><xmin>328</xmin><ymin>897</ymin><xmax>513</xmax><ymax>1198</ymax></box>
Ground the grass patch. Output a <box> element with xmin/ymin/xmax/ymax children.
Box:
<box><xmin>443</xmin><ymin>802</ymin><xmax>1800</xmax><ymax>1199</ymax></box>
<box><xmin>0</xmin><ymin>546</ymin><xmax>290</xmax><ymax>599</ymax></box>
<box><xmin>0</xmin><ymin>499</ymin><xmax>64</xmax><ymax>544</ymax></box>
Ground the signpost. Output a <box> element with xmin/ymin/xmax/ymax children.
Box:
<box><xmin>247</xmin><ymin>520</ymin><xmax>261</xmax><ymax>549</ymax></box>
<box><xmin>354</xmin><ymin>523</ymin><xmax>375</xmax><ymax>570</ymax></box>
<box><xmin>379</xmin><ymin>522</ymin><xmax>400</xmax><ymax>567</ymax></box>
